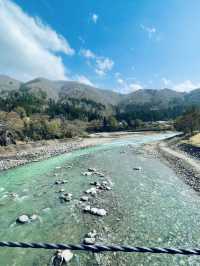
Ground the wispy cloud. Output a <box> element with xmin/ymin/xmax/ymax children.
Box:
<box><xmin>140</xmin><ymin>24</ymin><xmax>157</xmax><ymax>39</ymax></box>
<box><xmin>95</xmin><ymin>57</ymin><xmax>114</xmax><ymax>76</ymax></box>
<box><xmin>0</xmin><ymin>0</ymin><xmax>74</xmax><ymax>81</ymax></box>
<box><xmin>91</xmin><ymin>13</ymin><xmax>98</xmax><ymax>24</ymax></box>
<box><xmin>80</xmin><ymin>48</ymin><xmax>96</xmax><ymax>59</ymax></box>
<box><xmin>80</xmin><ymin>47</ymin><xmax>114</xmax><ymax>76</ymax></box>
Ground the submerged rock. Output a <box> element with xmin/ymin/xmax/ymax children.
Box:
<box><xmin>59</xmin><ymin>193</ymin><xmax>72</xmax><ymax>202</ymax></box>
<box><xmin>133</xmin><ymin>167</ymin><xmax>142</xmax><ymax>171</ymax></box>
<box><xmin>54</xmin><ymin>180</ymin><xmax>68</xmax><ymax>185</ymax></box>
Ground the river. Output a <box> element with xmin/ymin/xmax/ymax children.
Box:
<box><xmin>0</xmin><ymin>132</ymin><xmax>200</xmax><ymax>266</ymax></box>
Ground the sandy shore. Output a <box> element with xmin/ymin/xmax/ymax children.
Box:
<box><xmin>0</xmin><ymin>131</ymin><xmax>143</xmax><ymax>171</ymax></box>
<box><xmin>154</xmin><ymin>138</ymin><xmax>200</xmax><ymax>193</ymax></box>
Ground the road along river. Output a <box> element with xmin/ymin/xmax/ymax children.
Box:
<box><xmin>0</xmin><ymin>132</ymin><xmax>200</xmax><ymax>265</ymax></box>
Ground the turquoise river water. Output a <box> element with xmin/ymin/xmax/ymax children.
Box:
<box><xmin>0</xmin><ymin>132</ymin><xmax>200</xmax><ymax>265</ymax></box>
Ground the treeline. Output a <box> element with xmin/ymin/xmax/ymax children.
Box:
<box><xmin>0</xmin><ymin>88</ymin><xmax>179</xmax><ymax>143</ymax></box>
<box><xmin>174</xmin><ymin>107</ymin><xmax>200</xmax><ymax>134</ymax></box>
<box><xmin>0</xmin><ymin>88</ymin><xmax>107</xmax><ymax>141</ymax></box>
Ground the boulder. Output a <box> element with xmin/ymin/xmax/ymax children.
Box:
<box><xmin>16</xmin><ymin>215</ymin><xmax>30</xmax><ymax>224</ymax></box>
<box><xmin>60</xmin><ymin>193</ymin><xmax>72</xmax><ymax>202</ymax></box>
<box><xmin>85</xmin><ymin>187</ymin><xmax>97</xmax><ymax>196</ymax></box>
<box><xmin>80</xmin><ymin>196</ymin><xmax>89</xmax><ymax>202</ymax></box>
<box><xmin>83</xmin><ymin>237</ymin><xmax>95</xmax><ymax>245</ymax></box>
<box><xmin>50</xmin><ymin>250</ymin><xmax>73</xmax><ymax>266</ymax></box>
<box><xmin>83</xmin><ymin>206</ymin><xmax>107</xmax><ymax>217</ymax></box>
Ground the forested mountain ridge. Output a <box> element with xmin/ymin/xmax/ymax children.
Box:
<box><xmin>1</xmin><ymin>75</ymin><xmax>200</xmax><ymax>109</ymax></box>
<box><xmin>0</xmin><ymin>75</ymin><xmax>200</xmax><ymax>144</ymax></box>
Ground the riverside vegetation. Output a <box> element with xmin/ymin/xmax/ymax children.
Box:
<box><xmin>0</xmin><ymin>75</ymin><xmax>200</xmax><ymax>145</ymax></box>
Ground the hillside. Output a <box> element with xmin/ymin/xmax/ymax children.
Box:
<box><xmin>0</xmin><ymin>75</ymin><xmax>22</xmax><ymax>91</ymax></box>
<box><xmin>121</xmin><ymin>88</ymin><xmax>185</xmax><ymax>108</ymax></box>
<box><xmin>21</xmin><ymin>78</ymin><xmax>122</xmax><ymax>106</ymax></box>
<box><xmin>0</xmin><ymin>75</ymin><xmax>200</xmax><ymax>113</ymax></box>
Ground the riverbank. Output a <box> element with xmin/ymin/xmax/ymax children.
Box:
<box><xmin>0</xmin><ymin>131</ymin><xmax>147</xmax><ymax>171</ymax></box>
<box><xmin>152</xmin><ymin>135</ymin><xmax>200</xmax><ymax>193</ymax></box>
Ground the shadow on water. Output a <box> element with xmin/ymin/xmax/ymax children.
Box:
<box><xmin>0</xmin><ymin>132</ymin><xmax>200</xmax><ymax>265</ymax></box>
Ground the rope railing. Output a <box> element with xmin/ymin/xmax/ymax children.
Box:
<box><xmin>0</xmin><ymin>241</ymin><xmax>200</xmax><ymax>255</ymax></box>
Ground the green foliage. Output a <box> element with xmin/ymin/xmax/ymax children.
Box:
<box><xmin>174</xmin><ymin>107</ymin><xmax>200</xmax><ymax>134</ymax></box>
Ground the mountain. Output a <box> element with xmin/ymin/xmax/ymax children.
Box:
<box><xmin>120</xmin><ymin>88</ymin><xmax>185</xmax><ymax>108</ymax></box>
<box><xmin>184</xmin><ymin>88</ymin><xmax>200</xmax><ymax>106</ymax></box>
<box><xmin>0</xmin><ymin>75</ymin><xmax>200</xmax><ymax>110</ymax></box>
<box><xmin>0</xmin><ymin>75</ymin><xmax>22</xmax><ymax>91</ymax></box>
<box><xmin>21</xmin><ymin>78</ymin><xmax>122</xmax><ymax>106</ymax></box>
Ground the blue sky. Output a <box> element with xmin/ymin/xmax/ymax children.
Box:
<box><xmin>1</xmin><ymin>0</ymin><xmax>200</xmax><ymax>93</ymax></box>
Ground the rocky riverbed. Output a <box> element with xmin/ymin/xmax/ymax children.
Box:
<box><xmin>151</xmin><ymin>137</ymin><xmax>200</xmax><ymax>193</ymax></box>
<box><xmin>0</xmin><ymin>134</ymin><xmax>120</xmax><ymax>171</ymax></box>
<box><xmin>1</xmin><ymin>132</ymin><xmax>200</xmax><ymax>266</ymax></box>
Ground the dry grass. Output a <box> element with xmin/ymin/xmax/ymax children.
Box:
<box><xmin>187</xmin><ymin>133</ymin><xmax>200</xmax><ymax>147</ymax></box>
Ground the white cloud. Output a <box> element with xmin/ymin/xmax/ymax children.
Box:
<box><xmin>74</xmin><ymin>75</ymin><xmax>94</xmax><ymax>86</ymax></box>
<box><xmin>95</xmin><ymin>57</ymin><xmax>114</xmax><ymax>76</ymax></box>
<box><xmin>79</xmin><ymin>47</ymin><xmax>114</xmax><ymax>76</ymax></box>
<box><xmin>162</xmin><ymin>78</ymin><xmax>172</xmax><ymax>87</ymax></box>
<box><xmin>0</xmin><ymin>0</ymin><xmax>74</xmax><ymax>81</ymax></box>
<box><xmin>172</xmin><ymin>80</ymin><xmax>200</xmax><ymax>92</ymax></box>
<box><xmin>129</xmin><ymin>83</ymin><xmax>143</xmax><ymax>92</ymax></box>
<box><xmin>140</xmin><ymin>24</ymin><xmax>157</xmax><ymax>39</ymax></box>
<box><xmin>116</xmin><ymin>77</ymin><xmax>143</xmax><ymax>94</ymax></box>
<box><xmin>80</xmin><ymin>49</ymin><xmax>96</xmax><ymax>59</ymax></box>
<box><xmin>117</xmin><ymin>78</ymin><xmax>124</xmax><ymax>85</ymax></box>
<box><xmin>91</xmin><ymin>13</ymin><xmax>98</xmax><ymax>24</ymax></box>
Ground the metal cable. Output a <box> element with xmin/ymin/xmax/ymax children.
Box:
<box><xmin>0</xmin><ymin>242</ymin><xmax>200</xmax><ymax>255</ymax></box>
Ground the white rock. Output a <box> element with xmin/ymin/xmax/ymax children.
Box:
<box><xmin>16</xmin><ymin>215</ymin><xmax>30</xmax><ymax>224</ymax></box>
<box><xmin>95</xmin><ymin>208</ymin><xmax>107</xmax><ymax>216</ymax></box>
<box><xmin>83</xmin><ymin>237</ymin><xmax>95</xmax><ymax>245</ymax></box>
<box><xmin>51</xmin><ymin>250</ymin><xmax>73</xmax><ymax>265</ymax></box>
<box><xmin>83</xmin><ymin>205</ymin><xmax>91</xmax><ymax>212</ymax></box>
<box><xmin>62</xmin><ymin>250</ymin><xmax>73</xmax><ymax>262</ymax></box>
<box><xmin>85</xmin><ymin>187</ymin><xmax>97</xmax><ymax>196</ymax></box>
<box><xmin>86</xmin><ymin>229</ymin><xmax>97</xmax><ymax>238</ymax></box>
<box><xmin>30</xmin><ymin>214</ymin><xmax>38</xmax><ymax>221</ymax></box>
<box><xmin>82</xmin><ymin>172</ymin><xmax>93</xmax><ymax>176</ymax></box>
<box><xmin>84</xmin><ymin>206</ymin><xmax>107</xmax><ymax>217</ymax></box>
